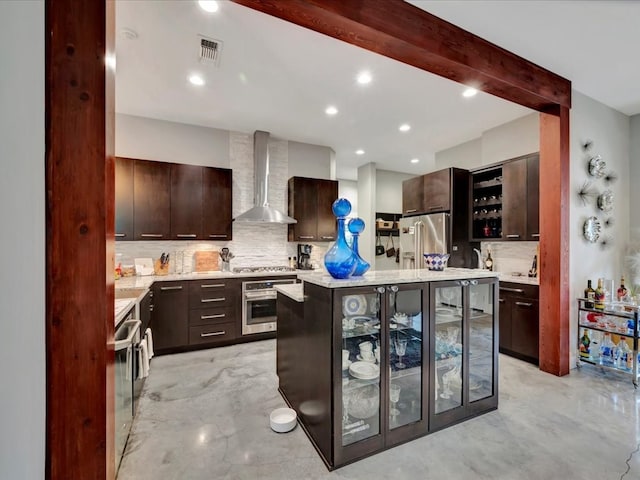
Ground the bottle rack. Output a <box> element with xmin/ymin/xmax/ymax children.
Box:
<box><xmin>471</xmin><ymin>167</ymin><xmax>503</xmax><ymax>240</ymax></box>
<box><xmin>576</xmin><ymin>298</ymin><xmax>639</xmax><ymax>387</ymax></box>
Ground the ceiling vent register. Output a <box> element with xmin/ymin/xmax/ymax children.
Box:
<box><xmin>198</xmin><ymin>35</ymin><xmax>223</xmax><ymax>66</ymax></box>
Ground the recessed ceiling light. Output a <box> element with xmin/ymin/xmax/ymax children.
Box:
<box><xmin>189</xmin><ymin>74</ymin><xmax>205</xmax><ymax>86</ymax></box>
<box><xmin>325</xmin><ymin>106</ymin><xmax>338</xmax><ymax>116</ymax></box>
<box><xmin>410</xmin><ymin>158</ymin><xmax>420</xmax><ymax>164</ymax></box>
<box><xmin>198</xmin><ymin>0</ymin><xmax>219</xmax><ymax>13</ymax></box>
<box><xmin>355</xmin><ymin>149</ymin><xmax>365</xmax><ymax>155</ymax></box>
<box><xmin>356</xmin><ymin>71</ymin><xmax>372</xmax><ymax>85</ymax></box>
<box><xmin>399</xmin><ymin>124</ymin><xmax>411</xmax><ymax>132</ymax></box>
<box><xmin>463</xmin><ymin>87</ymin><xmax>478</xmax><ymax>98</ymax></box>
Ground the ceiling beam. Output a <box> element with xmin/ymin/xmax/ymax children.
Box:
<box><xmin>231</xmin><ymin>0</ymin><xmax>571</xmax><ymax>112</ymax></box>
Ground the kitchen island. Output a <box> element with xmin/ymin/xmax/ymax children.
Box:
<box><xmin>276</xmin><ymin>268</ymin><xmax>499</xmax><ymax>469</ymax></box>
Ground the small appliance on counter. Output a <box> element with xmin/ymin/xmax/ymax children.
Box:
<box><xmin>297</xmin><ymin>244</ymin><xmax>314</xmax><ymax>270</ymax></box>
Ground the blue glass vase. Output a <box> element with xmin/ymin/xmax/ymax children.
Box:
<box><xmin>348</xmin><ymin>217</ymin><xmax>370</xmax><ymax>276</ymax></box>
<box><xmin>324</xmin><ymin>198</ymin><xmax>357</xmax><ymax>279</ymax></box>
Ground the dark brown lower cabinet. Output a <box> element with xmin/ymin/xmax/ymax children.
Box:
<box><xmin>152</xmin><ymin>281</ymin><xmax>189</xmax><ymax>353</ymax></box>
<box><xmin>276</xmin><ymin>277</ymin><xmax>498</xmax><ymax>470</ymax></box>
<box><xmin>499</xmin><ymin>282</ymin><xmax>539</xmax><ymax>365</ymax></box>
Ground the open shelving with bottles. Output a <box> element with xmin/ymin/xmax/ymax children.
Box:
<box><xmin>471</xmin><ymin>167</ymin><xmax>503</xmax><ymax>240</ymax></box>
<box><xmin>576</xmin><ymin>298</ymin><xmax>639</xmax><ymax>387</ymax></box>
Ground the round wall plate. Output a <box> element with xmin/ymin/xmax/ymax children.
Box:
<box><xmin>583</xmin><ymin>216</ymin><xmax>601</xmax><ymax>243</ymax></box>
<box><xmin>597</xmin><ymin>190</ymin><xmax>614</xmax><ymax>212</ymax></box>
<box><xmin>588</xmin><ymin>155</ymin><xmax>606</xmax><ymax>178</ymax></box>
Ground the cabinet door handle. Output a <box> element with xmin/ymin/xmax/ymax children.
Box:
<box><xmin>149</xmin><ymin>305</ymin><xmax>154</xmax><ymax>312</ymax></box>
<box><xmin>428</xmin><ymin>205</ymin><xmax>444</xmax><ymax>210</ymax></box>
<box><xmin>201</xmin><ymin>297</ymin><xmax>225</xmax><ymax>303</ymax></box>
<box><xmin>470</xmin><ymin>280</ymin><xmax>478</xmax><ymax>285</ymax></box>
<box><xmin>506</xmin><ymin>234</ymin><xmax>520</xmax><ymax>239</ymax></box>
<box><xmin>141</xmin><ymin>233</ymin><xmax>163</xmax><ymax>238</ymax></box>
<box><xmin>176</xmin><ymin>234</ymin><xmax>197</xmax><ymax>238</ymax></box>
<box><xmin>299</xmin><ymin>235</ymin><xmax>314</xmax><ymax>239</ymax></box>
<box><xmin>515</xmin><ymin>301</ymin><xmax>533</xmax><ymax>307</ymax></box>
<box><xmin>498</xmin><ymin>299</ymin><xmax>505</xmax><ymax>303</ymax></box>
<box><xmin>405</xmin><ymin>209</ymin><xmax>417</xmax><ymax>213</ymax></box>
<box><xmin>160</xmin><ymin>286</ymin><xmax>183</xmax><ymax>291</ymax></box>
<box><xmin>320</xmin><ymin>236</ymin><xmax>334</xmax><ymax>240</ymax></box>
<box><xmin>115</xmin><ymin>233</ymin><xmax>126</xmax><ymax>238</ymax></box>
<box><xmin>460</xmin><ymin>280</ymin><xmax>469</xmax><ymax>286</ymax></box>
<box><xmin>201</xmin><ymin>284</ymin><xmax>225</xmax><ymax>289</ymax></box>
<box><xmin>500</xmin><ymin>287</ymin><xmax>524</xmax><ymax>294</ymax></box>
<box><xmin>201</xmin><ymin>313</ymin><xmax>225</xmax><ymax>320</ymax></box>
<box><xmin>209</xmin><ymin>234</ymin><xmax>228</xmax><ymax>239</ymax></box>
<box><xmin>200</xmin><ymin>330</ymin><xmax>226</xmax><ymax>337</ymax></box>
<box><xmin>531</xmin><ymin>233</ymin><xmax>540</xmax><ymax>238</ymax></box>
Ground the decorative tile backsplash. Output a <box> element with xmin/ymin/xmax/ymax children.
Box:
<box><xmin>116</xmin><ymin>131</ymin><xmax>330</xmax><ymax>271</ymax></box>
<box><xmin>480</xmin><ymin>241</ymin><xmax>539</xmax><ymax>275</ymax></box>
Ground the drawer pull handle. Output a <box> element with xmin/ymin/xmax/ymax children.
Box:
<box><xmin>500</xmin><ymin>287</ymin><xmax>524</xmax><ymax>294</ymax></box>
<box><xmin>515</xmin><ymin>301</ymin><xmax>533</xmax><ymax>307</ymax></box>
<box><xmin>320</xmin><ymin>236</ymin><xmax>334</xmax><ymax>240</ymax></box>
<box><xmin>202</xmin><ymin>297</ymin><xmax>225</xmax><ymax>303</ymax></box>
<box><xmin>498</xmin><ymin>299</ymin><xmax>505</xmax><ymax>303</ymax></box>
<box><xmin>115</xmin><ymin>233</ymin><xmax>126</xmax><ymax>238</ymax></box>
<box><xmin>160</xmin><ymin>286</ymin><xmax>183</xmax><ymax>291</ymax></box>
<box><xmin>506</xmin><ymin>234</ymin><xmax>520</xmax><ymax>239</ymax></box>
<box><xmin>201</xmin><ymin>314</ymin><xmax>225</xmax><ymax>320</ymax></box>
<box><xmin>176</xmin><ymin>234</ymin><xmax>197</xmax><ymax>238</ymax></box>
<box><xmin>299</xmin><ymin>235</ymin><xmax>314</xmax><ymax>239</ymax></box>
<box><xmin>531</xmin><ymin>233</ymin><xmax>540</xmax><ymax>238</ymax></box>
<box><xmin>405</xmin><ymin>209</ymin><xmax>417</xmax><ymax>213</ymax></box>
<box><xmin>201</xmin><ymin>284</ymin><xmax>225</xmax><ymax>289</ymax></box>
<box><xmin>140</xmin><ymin>233</ymin><xmax>163</xmax><ymax>238</ymax></box>
<box><xmin>201</xmin><ymin>331</ymin><xmax>226</xmax><ymax>337</ymax></box>
<box><xmin>209</xmin><ymin>234</ymin><xmax>228</xmax><ymax>239</ymax></box>
<box><xmin>428</xmin><ymin>205</ymin><xmax>444</xmax><ymax>210</ymax></box>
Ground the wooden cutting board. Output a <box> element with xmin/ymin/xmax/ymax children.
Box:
<box><xmin>194</xmin><ymin>251</ymin><xmax>220</xmax><ymax>272</ymax></box>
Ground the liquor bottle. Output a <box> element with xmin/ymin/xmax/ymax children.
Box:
<box><xmin>579</xmin><ymin>329</ymin><xmax>591</xmax><ymax>358</ymax></box>
<box><xmin>616</xmin><ymin>276</ymin><xmax>628</xmax><ymax>302</ymax></box>
<box><xmin>584</xmin><ymin>280</ymin><xmax>595</xmax><ymax>308</ymax></box>
<box><xmin>594</xmin><ymin>278</ymin><xmax>605</xmax><ymax>310</ymax></box>
<box><xmin>485</xmin><ymin>248</ymin><xmax>493</xmax><ymax>271</ymax></box>
<box><xmin>615</xmin><ymin>339</ymin><xmax>632</xmax><ymax>371</ymax></box>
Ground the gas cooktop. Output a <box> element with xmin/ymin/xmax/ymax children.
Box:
<box><xmin>232</xmin><ymin>266</ymin><xmax>296</xmax><ymax>273</ymax></box>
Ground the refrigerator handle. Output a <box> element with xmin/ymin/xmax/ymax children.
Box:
<box><xmin>414</xmin><ymin>220</ymin><xmax>423</xmax><ymax>269</ymax></box>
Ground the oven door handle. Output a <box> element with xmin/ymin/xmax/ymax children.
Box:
<box><xmin>115</xmin><ymin>320</ymin><xmax>141</xmax><ymax>351</ymax></box>
<box><xmin>244</xmin><ymin>292</ymin><xmax>277</xmax><ymax>300</ymax></box>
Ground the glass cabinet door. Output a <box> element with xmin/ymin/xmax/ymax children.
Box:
<box><xmin>468</xmin><ymin>280</ymin><xmax>495</xmax><ymax>402</ymax></box>
<box><xmin>433</xmin><ymin>283</ymin><xmax>464</xmax><ymax>414</ymax></box>
<box><xmin>388</xmin><ymin>286</ymin><xmax>424</xmax><ymax>430</ymax></box>
<box><xmin>341</xmin><ymin>291</ymin><xmax>382</xmax><ymax>446</ymax></box>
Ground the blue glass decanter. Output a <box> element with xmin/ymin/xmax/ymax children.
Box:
<box><xmin>347</xmin><ymin>217</ymin><xmax>370</xmax><ymax>276</ymax></box>
<box><xmin>324</xmin><ymin>198</ymin><xmax>357</xmax><ymax>279</ymax></box>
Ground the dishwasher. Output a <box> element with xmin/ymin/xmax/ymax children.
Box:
<box><xmin>114</xmin><ymin>316</ymin><xmax>141</xmax><ymax>473</ymax></box>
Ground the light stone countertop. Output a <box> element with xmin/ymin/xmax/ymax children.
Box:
<box><xmin>498</xmin><ymin>273</ymin><xmax>539</xmax><ymax>286</ymax></box>
<box><xmin>114</xmin><ymin>299</ymin><xmax>135</xmax><ymax>327</ymax></box>
<box><xmin>297</xmin><ymin>267</ymin><xmax>498</xmax><ymax>289</ymax></box>
<box><xmin>274</xmin><ymin>283</ymin><xmax>304</xmax><ymax>302</ymax></box>
<box><xmin>115</xmin><ymin>269</ymin><xmax>299</xmax><ymax>289</ymax></box>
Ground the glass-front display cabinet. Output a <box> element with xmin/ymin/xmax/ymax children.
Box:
<box><xmin>334</xmin><ymin>283</ymin><xmax>428</xmax><ymax>465</ymax></box>
<box><xmin>429</xmin><ymin>278</ymin><xmax>498</xmax><ymax>431</ymax></box>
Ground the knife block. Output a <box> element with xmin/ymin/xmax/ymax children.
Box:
<box><xmin>154</xmin><ymin>258</ymin><xmax>169</xmax><ymax>276</ymax></box>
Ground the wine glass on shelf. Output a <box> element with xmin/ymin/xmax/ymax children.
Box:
<box><xmin>389</xmin><ymin>383</ymin><xmax>401</xmax><ymax>418</ymax></box>
<box><xmin>342</xmin><ymin>391</ymin><xmax>350</xmax><ymax>426</ymax></box>
<box><xmin>394</xmin><ymin>337</ymin><xmax>408</xmax><ymax>369</ymax></box>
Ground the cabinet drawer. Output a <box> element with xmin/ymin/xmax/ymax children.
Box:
<box><xmin>189</xmin><ymin>323</ymin><xmax>236</xmax><ymax>345</ymax></box>
<box><xmin>188</xmin><ymin>279</ymin><xmax>232</xmax><ymax>308</ymax></box>
<box><xmin>189</xmin><ymin>306</ymin><xmax>233</xmax><ymax>326</ymax></box>
<box><xmin>499</xmin><ymin>282</ymin><xmax>538</xmax><ymax>300</ymax></box>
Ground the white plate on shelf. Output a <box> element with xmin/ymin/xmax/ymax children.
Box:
<box><xmin>343</xmin><ymin>295</ymin><xmax>367</xmax><ymax>316</ymax></box>
<box><xmin>356</xmin><ymin>355</ymin><xmax>376</xmax><ymax>363</ymax></box>
<box><xmin>349</xmin><ymin>361</ymin><xmax>380</xmax><ymax>380</ymax></box>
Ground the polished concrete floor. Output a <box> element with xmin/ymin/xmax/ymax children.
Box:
<box><xmin>118</xmin><ymin>340</ymin><xmax>639</xmax><ymax>479</ymax></box>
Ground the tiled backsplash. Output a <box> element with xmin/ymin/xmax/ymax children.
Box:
<box><xmin>116</xmin><ymin>131</ymin><xmax>329</xmax><ymax>271</ymax></box>
<box><xmin>480</xmin><ymin>241</ymin><xmax>539</xmax><ymax>275</ymax></box>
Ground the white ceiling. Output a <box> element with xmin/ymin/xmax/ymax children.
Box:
<box><xmin>115</xmin><ymin>1</ymin><xmax>639</xmax><ymax>181</ymax></box>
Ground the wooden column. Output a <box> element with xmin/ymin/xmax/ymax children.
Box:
<box><xmin>539</xmin><ymin>107</ymin><xmax>571</xmax><ymax>375</ymax></box>
<box><xmin>46</xmin><ymin>0</ymin><xmax>115</xmax><ymax>478</ymax></box>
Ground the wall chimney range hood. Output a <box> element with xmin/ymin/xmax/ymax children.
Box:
<box><xmin>233</xmin><ymin>131</ymin><xmax>297</xmax><ymax>224</ymax></box>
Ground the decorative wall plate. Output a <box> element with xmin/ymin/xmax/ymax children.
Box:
<box><xmin>343</xmin><ymin>294</ymin><xmax>367</xmax><ymax>316</ymax></box>
<box><xmin>597</xmin><ymin>189</ymin><xmax>614</xmax><ymax>212</ymax></box>
<box><xmin>583</xmin><ymin>216</ymin><xmax>601</xmax><ymax>243</ymax></box>
<box><xmin>588</xmin><ymin>155</ymin><xmax>606</xmax><ymax>178</ymax></box>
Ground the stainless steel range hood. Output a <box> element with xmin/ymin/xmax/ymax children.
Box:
<box><xmin>233</xmin><ymin>131</ymin><xmax>297</xmax><ymax>224</ymax></box>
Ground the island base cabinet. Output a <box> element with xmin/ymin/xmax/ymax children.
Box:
<box><xmin>277</xmin><ymin>278</ymin><xmax>498</xmax><ymax>470</ymax></box>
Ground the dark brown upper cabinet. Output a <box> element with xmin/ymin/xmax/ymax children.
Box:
<box><xmin>526</xmin><ymin>155</ymin><xmax>540</xmax><ymax>240</ymax></box>
<box><xmin>133</xmin><ymin>159</ymin><xmax>171</xmax><ymax>240</ymax></box>
<box><xmin>423</xmin><ymin>168</ymin><xmax>451</xmax><ymax>213</ymax></box>
<box><xmin>115</xmin><ymin>157</ymin><xmax>134</xmax><ymax>240</ymax></box>
<box><xmin>170</xmin><ymin>164</ymin><xmax>203</xmax><ymax>240</ymax></box>
<box><xmin>402</xmin><ymin>175</ymin><xmax>424</xmax><ymax>216</ymax></box>
<box><xmin>288</xmin><ymin>176</ymin><xmax>338</xmax><ymax>242</ymax></box>
<box><xmin>501</xmin><ymin>153</ymin><xmax>539</xmax><ymax>241</ymax></box>
<box><xmin>202</xmin><ymin>167</ymin><xmax>233</xmax><ymax>241</ymax></box>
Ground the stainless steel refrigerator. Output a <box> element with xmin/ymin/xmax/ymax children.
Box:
<box><xmin>399</xmin><ymin>213</ymin><xmax>450</xmax><ymax>270</ymax></box>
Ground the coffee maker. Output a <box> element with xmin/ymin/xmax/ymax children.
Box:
<box><xmin>297</xmin><ymin>244</ymin><xmax>313</xmax><ymax>270</ymax></box>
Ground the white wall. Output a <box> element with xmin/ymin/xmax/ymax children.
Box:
<box><xmin>630</xmin><ymin>114</ymin><xmax>640</xmax><ymax>239</ymax></box>
<box><xmin>435</xmin><ymin>138</ymin><xmax>482</xmax><ymax>171</ymax></box>
<box><xmin>288</xmin><ymin>140</ymin><xmax>334</xmax><ymax>179</ymax></box>
<box><xmin>338</xmin><ymin>179</ymin><xmax>358</xmax><ymax>217</ymax></box>
<box><xmin>375</xmin><ymin>169</ymin><xmax>415</xmax><ymax>214</ymax></box>
<box><xmin>358</xmin><ymin>163</ymin><xmax>377</xmax><ymax>263</ymax></box>
<box><xmin>0</xmin><ymin>1</ymin><xmax>46</xmax><ymax>478</ymax></box>
<box><xmin>569</xmin><ymin>91</ymin><xmax>631</xmax><ymax>366</ymax></box>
